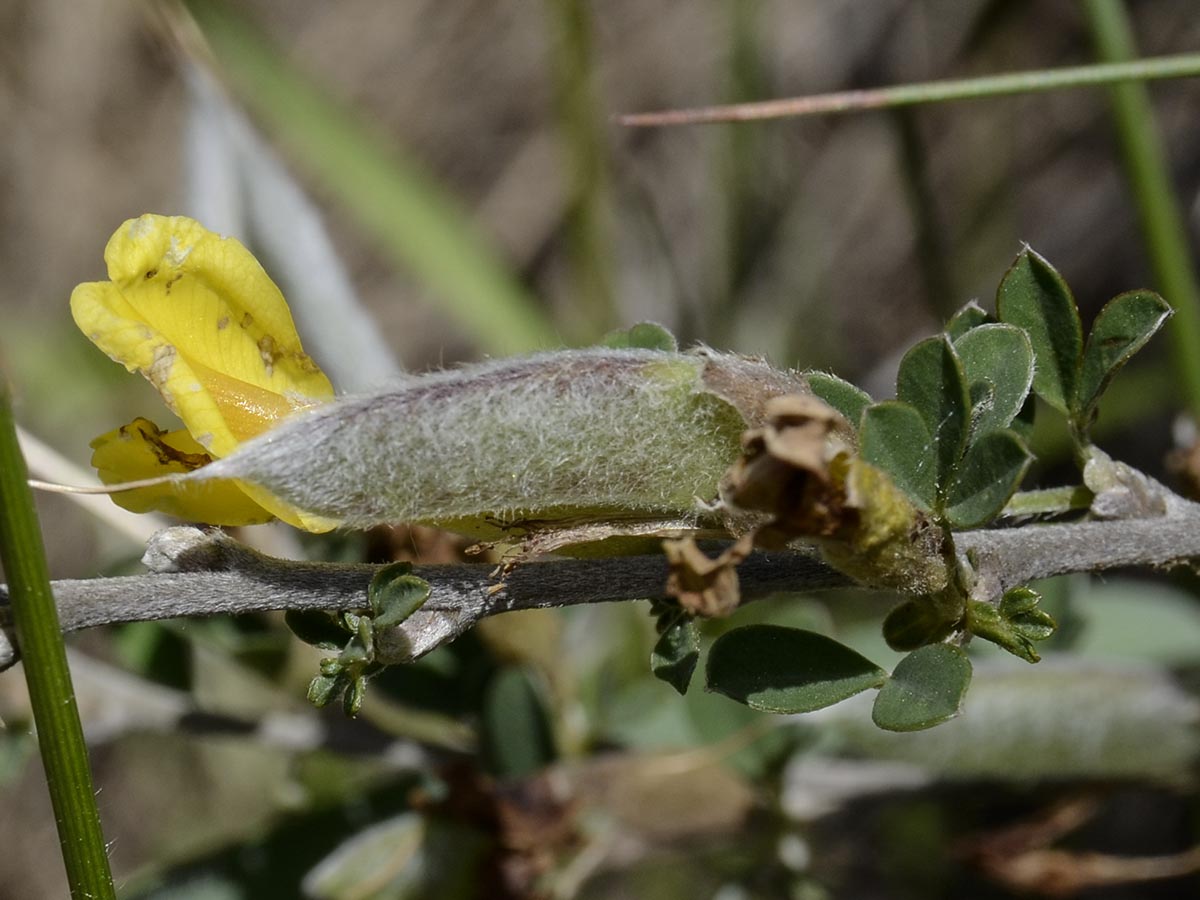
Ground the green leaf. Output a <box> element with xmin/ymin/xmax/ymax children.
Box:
<box><xmin>1077</xmin><ymin>290</ymin><xmax>1172</xmax><ymax>427</ymax></box>
<box><xmin>859</xmin><ymin>401</ymin><xmax>937</xmax><ymax>510</ymax></box>
<box><xmin>342</xmin><ymin>675</ymin><xmax>366</xmax><ymax>717</ymax></box>
<box><xmin>1010</xmin><ymin>609</ymin><xmax>1058</xmax><ymax>643</ymax></box>
<box><xmin>285</xmin><ymin>609</ymin><xmax>350</xmax><ymax>651</ymax></box>
<box><xmin>882</xmin><ymin>598</ymin><xmax>957</xmax><ymax>651</ymax></box>
<box><xmin>600</xmin><ymin>321</ymin><xmax>678</xmax><ymax>352</ymax></box>
<box><xmin>651</xmin><ymin>617</ymin><xmax>701</xmax><ymax>695</ymax></box>
<box><xmin>945</xmin><ymin>300</ymin><xmax>992</xmax><ymax>340</ymax></box>
<box><xmin>999</xmin><ymin>586</ymin><xmax>1041</xmax><ymax>617</ymax></box>
<box><xmin>482</xmin><ymin>668</ymin><xmax>557</xmax><ymax>778</ymax></box>
<box><xmin>338</xmin><ymin>636</ymin><xmax>371</xmax><ymax>666</ymax></box>
<box><xmin>871</xmin><ymin>644</ymin><xmax>972</xmax><ymax>732</ymax></box>
<box><xmin>706</xmin><ymin>625</ymin><xmax>887</xmax><ymax>714</ymax></box>
<box><xmin>370</xmin><ymin>563</ymin><xmax>432</xmax><ymax>630</ymax></box>
<box><xmin>307</xmin><ymin>672</ymin><xmax>346</xmax><ymax>708</ymax></box>
<box><xmin>1010</xmin><ymin>394</ymin><xmax>1036</xmax><ymax>440</ymax></box>
<box><xmin>895</xmin><ymin>335</ymin><xmax>970</xmax><ymax>493</ymax></box>
<box><xmin>944</xmin><ymin>429</ymin><xmax>1032</xmax><ymax>528</ymax></box>
<box><xmin>807</xmin><ymin>372</ymin><xmax>872</xmax><ymax>427</ymax></box>
<box><xmin>968</xmin><ymin>600</ymin><xmax>1038</xmax><ymax>663</ymax></box>
<box><xmin>995</xmin><ymin>248</ymin><xmax>1083</xmax><ymax>414</ymax></box>
<box><xmin>953</xmin><ymin>323</ymin><xmax>1034</xmax><ymax>439</ymax></box>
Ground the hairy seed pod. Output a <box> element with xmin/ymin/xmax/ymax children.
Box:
<box><xmin>187</xmin><ymin>347</ymin><xmax>815</xmax><ymax>530</ymax></box>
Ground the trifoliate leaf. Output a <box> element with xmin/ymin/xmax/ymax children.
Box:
<box><xmin>651</xmin><ymin>616</ymin><xmax>701</xmax><ymax>695</ymax></box>
<box><xmin>882</xmin><ymin>597</ymin><xmax>957</xmax><ymax>651</ymax></box>
<box><xmin>1077</xmin><ymin>290</ymin><xmax>1172</xmax><ymax>429</ymax></box>
<box><xmin>895</xmin><ymin>335</ymin><xmax>970</xmax><ymax>494</ymax></box>
<box><xmin>706</xmin><ymin>625</ymin><xmax>887</xmax><ymax>714</ymax></box>
<box><xmin>806</xmin><ymin>372</ymin><xmax>872</xmax><ymax>428</ymax></box>
<box><xmin>995</xmin><ymin>248</ymin><xmax>1083</xmax><ymax>415</ymax></box>
<box><xmin>859</xmin><ymin>401</ymin><xmax>937</xmax><ymax>511</ymax></box>
<box><xmin>943</xmin><ymin>429</ymin><xmax>1032</xmax><ymax>528</ymax></box>
<box><xmin>953</xmin><ymin>323</ymin><xmax>1034</xmax><ymax>440</ymax></box>
<box><xmin>945</xmin><ymin>300</ymin><xmax>993</xmax><ymax>340</ymax></box>
<box><xmin>370</xmin><ymin>563</ymin><xmax>432</xmax><ymax>630</ymax></box>
<box><xmin>871</xmin><ymin>644</ymin><xmax>972</xmax><ymax>732</ymax></box>
<box><xmin>285</xmin><ymin>609</ymin><xmax>351</xmax><ymax>651</ymax></box>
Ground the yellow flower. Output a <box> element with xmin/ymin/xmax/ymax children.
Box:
<box><xmin>71</xmin><ymin>214</ymin><xmax>337</xmax><ymax>530</ymax></box>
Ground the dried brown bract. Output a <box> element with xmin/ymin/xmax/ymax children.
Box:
<box><xmin>720</xmin><ymin>393</ymin><xmax>947</xmax><ymax>594</ymax></box>
<box><xmin>721</xmin><ymin>394</ymin><xmax>851</xmax><ymax>547</ymax></box>
<box><xmin>663</xmin><ymin>534</ymin><xmax>754</xmax><ymax>617</ymax></box>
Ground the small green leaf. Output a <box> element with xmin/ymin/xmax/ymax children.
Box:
<box><xmin>1076</xmin><ymin>290</ymin><xmax>1172</xmax><ymax>427</ymax></box>
<box><xmin>342</xmin><ymin>675</ymin><xmax>366</xmax><ymax>717</ymax></box>
<box><xmin>944</xmin><ymin>429</ymin><xmax>1032</xmax><ymax>528</ymax></box>
<box><xmin>807</xmin><ymin>372</ymin><xmax>872</xmax><ymax>427</ymax></box>
<box><xmin>307</xmin><ymin>672</ymin><xmax>344</xmax><ymax>708</ymax></box>
<box><xmin>651</xmin><ymin>617</ymin><xmax>700</xmax><ymax>695</ymax></box>
<box><xmin>1010</xmin><ymin>609</ymin><xmax>1058</xmax><ymax>643</ymax></box>
<box><xmin>600</xmin><ymin>321</ymin><xmax>678</xmax><ymax>352</ymax></box>
<box><xmin>285</xmin><ymin>610</ymin><xmax>350</xmax><ymax>650</ymax></box>
<box><xmin>995</xmin><ymin>248</ymin><xmax>1083</xmax><ymax>414</ymax></box>
<box><xmin>357</xmin><ymin>616</ymin><xmax>375</xmax><ymax>659</ymax></box>
<box><xmin>706</xmin><ymin>625</ymin><xmax>887</xmax><ymax>714</ymax></box>
<box><xmin>338</xmin><ymin>636</ymin><xmax>371</xmax><ymax>666</ymax></box>
<box><xmin>999</xmin><ymin>586</ymin><xmax>1041</xmax><ymax>617</ymax></box>
<box><xmin>895</xmin><ymin>335</ymin><xmax>970</xmax><ymax>493</ymax></box>
<box><xmin>969</xmin><ymin>590</ymin><xmax>1057</xmax><ymax>664</ymax></box>
<box><xmin>370</xmin><ymin>564</ymin><xmax>432</xmax><ymax>630</ymax></box>
<box><xmin>953</xmin><ymin>323</ymin><xmax>1034</xmax><ymax>439</ymax></box>
<box><xmin>859</xmin><ymin>401</ymin><xmax>937</xmax><ymax>510</ymax></box>
<box><xmin>871</xmin><ymin>644</ymin><xmax>972</xmax><ymax>732</ymax></box>
<box><xmin>968</xmin><ymin>600</ymin><xmax>1038</xmax><ymax>663</ymax></box>
<box><xmin>882</xmin><ymin>598</ymin><xmax>957</xmax><ymax>651</ymax></box>
<box><xmin>945</xmin><ymin>300</ymin><xmax>992</xmax><ymax>340</ymax></box>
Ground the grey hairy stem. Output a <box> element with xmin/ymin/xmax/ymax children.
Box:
<box><xmin>4</xmin><ymin>496</ymin><xmax>1200</xmax><ymax>667</ymax></box>
<box><xmin>0</xmin><ymin>527</ymin><xmax>850</xmax><ymax>667</ymax></box>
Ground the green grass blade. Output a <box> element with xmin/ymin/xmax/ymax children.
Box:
<box><xmin>0</xmin><ymin>377</ymin><xmax>115</xmax><ymax>900</ymax></box>
<box><xmin>186</xmin><ymin>0</ymin><xmax>558</xmax><ymax>356</ymax></box>
<box><xmin>1082</xmin><ymin>0</ymin><xmax>1200</xmax><ymax>417</ymax></box>
<box><xmin>544</xmin><ymin>0</ymin><xmax>617</xmax><ymax>341</ymax></box>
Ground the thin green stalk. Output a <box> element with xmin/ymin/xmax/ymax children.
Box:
<box><xmin>1082</xmin><ymin>0</ymin><xmax>1200</xmax><ymax>418</ymax></box>
<box><xmin>712</xmin><ymin>0</ymin><xmax>768</xmax><ymax>347</ymax></box>
<box><xmin>545</xmin><ymin>0</ymin><xmax>617</xmax><ymax>341</ymax></box>
<box><xmin>617</xmin><ymin>52</ymin><xmax>1200</xmax><ymax>125</ymax></box>
<box><xmin>0</xmin><ymin>377</ymin><xmax>115</xmax><ymax>899</ymax></box>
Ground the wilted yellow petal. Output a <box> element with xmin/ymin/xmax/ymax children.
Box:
<box><xmin>90</xmin><ymin>418</ymin><xmax>276</xmax><ymax>526</ymax></box>
<box><xmin>70</xmin><ymin>214</ymin><xmax>334</xmax><ymax>458</ymax></box>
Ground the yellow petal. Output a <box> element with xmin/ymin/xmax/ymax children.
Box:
<box><xmin>235</xmin><ymin>482</ymin><xmax>341</xmax><ymax>534</ymax></box>
<box><xmin>70</xmin><ymin>215</ymin><xmax>334</xmax><ymax>458</ymax></box>
<box><xmin>90</xmin><ymin>418</ymin><xmax>276</xmax><ymax>526</ymax></box>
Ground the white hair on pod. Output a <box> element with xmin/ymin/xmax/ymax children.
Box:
<box><xmin>187</xmin><ymin>347</ymin><xmax>811</xmax><ymax>528</ymax></box>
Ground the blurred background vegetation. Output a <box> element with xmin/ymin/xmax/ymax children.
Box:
<box><xmin>3</xmin><ymin>0</ymin><xmax>1200</xmax><ymax>897</ymax></box>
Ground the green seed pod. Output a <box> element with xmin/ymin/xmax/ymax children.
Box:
<box><xmin>189</xmin><ymin>347</ymin><xmax>811</xmax><ymax>530</ymax></box>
